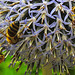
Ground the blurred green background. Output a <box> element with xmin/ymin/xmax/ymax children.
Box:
<box><xmin>0</xmin><ymin>55</ymin><xmax>42</xmax><ymax>75</ymax></box>
<box><xmin>0</xmin><ymin>55</ymin><xmax>75</xmax><ymax>75</ymax></box>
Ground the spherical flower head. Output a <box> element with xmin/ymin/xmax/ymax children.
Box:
<box><xmin>0</xmin><ymin>0</ymin><xmax>75</xmax><ymax>75</ymax></box>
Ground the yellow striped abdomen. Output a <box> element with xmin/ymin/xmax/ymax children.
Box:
<box><xmin>6</xmin><ymin>21</ymin><xmax>19</xmax><ymax>44</ymax></box>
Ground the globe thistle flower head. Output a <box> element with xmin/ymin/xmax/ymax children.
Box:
<box><xmin>0</xmin><ymin>0</ymin><xmax>75</xmax><ymax>75</ymax></box>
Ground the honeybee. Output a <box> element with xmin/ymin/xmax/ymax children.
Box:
<box><xmin>0</xmin><ymin>21</ymin><xmax>20</xmax><ymax>44</ymax></box>
<box><xmin>0</xmin><ymin>20</ymin><xmax>32</xmax><ymax>44</ymax></box>
<box><xmin>71</xmin><ymin>6</ymin><xmax>75</xmax><ymax>13</ymax></box>
<box><xmin>69</xmin><ymin>6</ymin><xmax>75</xmax><ymax>29</ymax></box>
<box><xmin>69</xmin><ymin>6</ymin><xmax>75</xmax><ymax>28</ymax></box>
<box><xmin>0</xmin><ymin>53</ymin><xmax>4</xmax><ymax>63</ymax></box>
<box><xmin>6</xmin><ymin>21</ymin><xmax>19</xmax><ymax>44</ymax></box>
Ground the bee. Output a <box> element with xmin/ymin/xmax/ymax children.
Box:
<box><xmin>0</xmin><ymin>53</ymin><xmax>4</xmax><ymax>63</ymax></box>
<box><xmin>71</xmin><ymin>14</ymin><xmax>75</xmax><ymax>28</ymax></box>
<box><xmin>69</xmin><ymin>6</ymin><xmax>75</xmax><ymax>28</ymax></box>
<box><xmin>0</xmin><ymin>21</ymin><xmax>20</xmax><ymax>44</ymax></box>
<box><xmin>71</xmin><ymin>6</ymin><xmax>75</xmax><ymax>13</ymax></box>
<box><xmin>6</xmin><ymin>21</ymin><xmax>20</xmax><ymax>44</ymax></box>
<box><xmin>0</xmin><ymin>20</ymin><xmax>32</xmax><ymax>44</ymax></box>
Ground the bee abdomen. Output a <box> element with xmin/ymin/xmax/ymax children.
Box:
<box><xmin>8</xmin><ymin>29</ymin><xmax>16</xmax><ymax>37</ymax></box>
<box><xmin>12</xmin><ymin>23</ymin><xmax>19</xmax><ymax>30</ymax></box>
<box><xmin>7</xmin><ymin>21</ymin><xmax>19</xmax><ymax>37</ymax></box>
